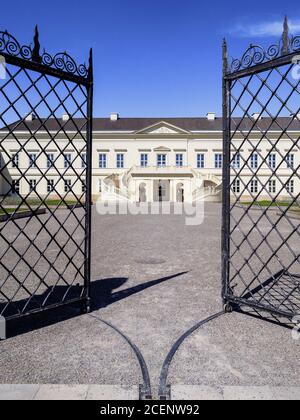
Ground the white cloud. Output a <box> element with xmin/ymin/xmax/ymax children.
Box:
<box><xmin>231</xmin><ymin>19</ymin><xmax>300</xmax><ymax>38</ymax></box>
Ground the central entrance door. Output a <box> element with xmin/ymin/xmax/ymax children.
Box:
<box><xmin>153</xmin><ymin>180</ymin><xmax>170</xmax><ymax>202</ymax></box>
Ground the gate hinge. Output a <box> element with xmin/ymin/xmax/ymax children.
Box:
<box><xmin>159</xmin><ymin>384</ymin><xmax>171</xmax><ymax>401</ymax></box>
<box><xmin>139</xmin><ymin>384</ymin><xmax>152</xmax><ymax>400</ymax></box>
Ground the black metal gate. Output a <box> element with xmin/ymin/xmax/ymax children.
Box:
<box><xmin>0</xmin><ymin>28</ymin><xmax>93</xmax><ymax>327</ymax></box>
<box><xmin>222</xmin><ymin>18</ymin><xmax>300</xmax><ymax>320</ymax></box>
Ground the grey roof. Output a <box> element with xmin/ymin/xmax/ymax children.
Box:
<box><xmin>1</xmin><ymin>117</ymin><xmax>300</xmax><ymax>132</ymax></box>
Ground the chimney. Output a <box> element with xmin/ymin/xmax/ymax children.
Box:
<box><xmin>252</xmin><ymin>113</ymin><xmax>261</xmax><ymax>121</ymax></box>
<box><xmin>62</xmin><ymin>113</ymin><xmax>70</xmax><ymax>121</ymax></box>
<box><xmin>206</xmin><ymin>112</ymin><xmax>215</xmax><ymax>121</ymax></box>
<box><xmin>25</xmin><ymin>113</ymin><xmax>36</xmax><ymax>122</ymax></box>
<box><xmin>110</xmin><ymin>112</ymin><xmax>119</xmax><ymax>121</ymax></box>
<box><xmin>291</xmin><ymin>113</ymin><xmax>300</xmax><ymax>120</ymax></box>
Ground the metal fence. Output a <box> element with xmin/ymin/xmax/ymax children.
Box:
<box><xmin>0</xmin><ymin>28</ymin><xmax>93</xmax><ymax>326</ymax></box>
<box><xmin>222</xmin><ymin>18</ymin><xmax>300</xmax><ymax>320</ymax></box>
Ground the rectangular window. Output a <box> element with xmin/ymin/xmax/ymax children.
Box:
<box><xmin>250</xmin><ymin>179</ymin><xmax>258</xmax><ymax>194</ymax></box>
<box><xmin>47</xmin><ymin>154</ymin><xmax>54</xmax><ymax>169</ymax></box>
<box><xmin>12</xmin><ymin>153</ymin><xmax>19</xmax><ymax>168</ymax></box>
<box><xmin>81</xmin><ymin>153</ymin><xmax>87</xmax><ymax>168</ymax></box>
<box><xmin>286</xmin><ymin>154</ymin><xmax>294</xmax><ymax>169</ymax></box>
<box><xmin>215</xmin><ymin>154</ymin><xmax>222</xmax><ymax>169</ymax></box>
<box><xmin>64</xmin><ymin>153</ymin><xmax>72</xmax><ymax>169</ymax></box>
<box><xmin>47</xmin><ymin>179</ymin><xmax>54</xmax><ymax>193</ymax></box>
<box><xmin>29</xmin><ymin>179</ymin><xmax>37</xmax><ymax>193</ymax></box>
<box><xmin>232</xmin><ymin>153</ymin><xmax>241</xmax><ymax>169</ymax></box>
<box><xmin>286</xmin><ymin>179</ymin><xmax>294</xmax><ymax>194</ymax></box>
<box><xmin>176</xmin><ymin>154</ymin><xmax>183</xmax><ymax>167</ymax></box>
<box><xmin>116</xmin><ymin>153</ymin><xmax>124</xmax><ymax>169</ymax></box>
<box><xmin>250</xmin><ymin>153</ymin><xmax>258</xmax><ymax>170</ymax></box>
<box><xmin>268</xmin><ymin>179</ymin><xmax>276</xmax><ymax>194</ymax></box>
<box><xmin>99</xmin><ymin>179</ymin><xmax>102</xmax><ymax>193</ymax></box>
<box><xmin>140</xmin><ymin>154</ymin><xmax>148</xmax><ymax>167</ymax></box>
<box><xmin>99</xmin><ymin>154</ymin><xmax>107</xmax><ymax>169</ymax></box>
<box><xmin>268</xmin><ymin>153</ymin><xmax>276</xmax><ymax>169</ymax></box>
<box><xmin>64</xmin><ymin>179</ymin><xmax>72</xmax><ymax>193</ymax></box>
<box><xmin>12</xmin><ymin>179</ymin><xmax>20</xmax><ymax>194</ymax></box>
<box><xmin>157</xmin><ymin>154</ymin><xmax>167</xmax><ymax>167</ymax></box>
<box><xmin>29</xmin><ymin>153</ymin><xmax>37</xmax><ymax>168</ymax></box>
<box><xmin>232</xmin><ymin>179</ymin><xmax>240</xmax><ymax>194</ymax></box>
<box><xmin>197</xmin><ymin>154</ymin><xmax>205</xmax><ymax>169</ymax></box>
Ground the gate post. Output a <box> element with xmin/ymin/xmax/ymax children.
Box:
<box><xmin>221</xmin><ymin>39</ymin><xmax>232</xmax><ymax>310</ymax></box>
<box><xmin>84</xmin><ymin>49</ymin><xmax>94</xmax><ymax>314</ymax></box>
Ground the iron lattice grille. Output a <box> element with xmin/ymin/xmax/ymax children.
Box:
<box><xmin>222</xmin><ymin>19</ymin><xmax>300</xmax><ymax>320</ymax></box>
<box><xmin>0</xmin><ymin>28</ymin><xmax>93</xmax><ymax>321</ymax></box>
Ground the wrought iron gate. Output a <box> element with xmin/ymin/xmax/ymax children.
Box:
<box><xmin>222</xmin><ymin>18</ymin><xmax>300</xmax><ymax>320</ymax></box>
<box><xmin>0</xmin><ymin>28</ymin><xmax>93</xmax><ymax>327</ymax></box>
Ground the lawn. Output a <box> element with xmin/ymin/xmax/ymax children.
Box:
<box><xmin>1</xmin><ymin>197</ymin><xmax>81</xmax><ymax>207</ymax></box>
<box><xmin>241</xmin><ymin>200</ymin><xmax>297</xmax><ymax>208</ymax></box>
<box><xmin>0</xmin><ymin>208</ymin><xmax>19</xmax><ymax>215</ymax></box>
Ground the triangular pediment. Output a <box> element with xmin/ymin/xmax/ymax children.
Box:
<box><xmin>135</xmin><ymin>121</ymin><xmax>190</xmax><ymax>135</ymax></box>
<box><xmin>154</xmin><ymin>146</ymin><xmax>171</xmax><ymax>152</ymax></box>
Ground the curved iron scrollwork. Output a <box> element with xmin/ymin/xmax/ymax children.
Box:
<box><xmin>291</xmin><ymin>35</ymin><xmax>300</xmax><ymax>52</ymax></box>
<box><xmin>226</xmin><ymin>17</ymin><xmax>300</xmax><ymax>74</ymax></box>
<box><xmin>230</xmin><ymin>43</ymin><xmax>281</xmax><ymax>72</ymax></box>
<box><xmin>0</xmin><ymin>30</ymin><xmax>32</xmax><ymax>60</ymax></box>
<box><xmin>41</xmin><ymin>51</ymin><xmax>88</xmax><ymax>77</ymax></box>
<box><xmin>0</xmin><ymin>27</ymin><xmax>89</xmax><ymax>79</ymax></box>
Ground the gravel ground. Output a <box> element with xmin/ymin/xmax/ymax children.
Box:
<box><xmin>0</xmin><ymin>203</ymin><xmax>299</xmax><ymax>398</ymax></box>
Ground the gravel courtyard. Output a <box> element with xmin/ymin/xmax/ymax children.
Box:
<box><xmin>0</xmin><ymin>203</ymin><xmax>299</xmax><ymax>399</ymax></box>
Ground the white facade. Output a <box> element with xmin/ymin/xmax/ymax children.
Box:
<box><xmin>0</xmin><ymin>115</ymin><xmax>299</xmax><ymax>203</ymax></box>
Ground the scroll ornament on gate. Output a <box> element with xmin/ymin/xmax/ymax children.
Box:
<box><xmin>0</xmin><ymin>26</ymin><xmax>89</xmax><ymax>78</ymax></box>
<box><xmin>227</xmin><ymin>17</ymin><xmax>300</xmax><ymax>73</ymax></box>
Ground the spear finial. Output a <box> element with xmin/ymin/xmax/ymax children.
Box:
<box><xmin>222</xmin><ymin>38</ymin><xmax>228</xmax><ymax>74</ymax></box>
<box><xmin>32</xmin><ymin>25</ymin><xmax>42</xmax><ymax>63</ymax></box>
<box><xmin>281</xmin><ymin>16</ymin><xmax>290</xmax><ymax>55</ymax></box>
<box><xmin>88</xmin><ymin>48</ymin><xmax>93</xmax><ymax>81</ymax></box>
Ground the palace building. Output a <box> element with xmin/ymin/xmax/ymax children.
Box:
<box><xmin>0</xmin><ymin>112</ymin><xmax>299</xmax><ymax>203</ymax></box>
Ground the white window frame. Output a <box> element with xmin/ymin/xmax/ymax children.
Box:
<box><xmin>176</xmin><ymin>153</ymin><xmax>184</xmax><ymax>167</ymax></box>
<box><xmin>64</xmin><ymin>153</ymin><xmax>72</xmax><ymax>169</ymax></box>
<box><xmin>286</xmin><ymin>179</ymin><xmax>294</xmax><ymax>194</ymax></box>
<box><xmin>47</xmin><ymin>153</ymin><xmax>54</xmax><ymax>169</ymax></box>
<box><xmin>286</xmin><ymin>153</ymin><xmax>294</xmax><ymax>169</ymax></box>
<box><xmin>157</xmin><ymin>154</ymin><xmax>167</xmax><ymax>167</ymax></box>
<box><xmin>99</xmin><ymin>154</ymin><xmax>107</xmax><ymax>169</ymax></box>
<box><xmin>268</xmin><ymin>153</ymin><xmax>276</xmax><ymax>169</ymax></box>
<box><xmin>12</xmin><ymin>179</ymin><xmax>20</xmax><ymax>194</ymax></box>
<box><xmin>116</xmin><ymin>153</ymin><xmax>124</xmax><ymax>169</ymax></box>
<box><xmin>232</xmin><ymin>179</ymin><xmax>241</xmax><ymax>194</ymax></box>
<box><xmin>215</xmin><ymin>153</ymin><xmax>222</xmax><ymax>169</ymax></box>
<box><xmin>29</xmin><ymin>153</ymin><xmax>37</xmax><ymax>168</ymax></box>
<box><xmin>268</xmin><ymin>179</ymin><xmax>276</xmax><ymax>194</ymax></box>
<box><xmin>47</xmin><ymin>179</ymin><xmax>55</xmax><ymax>193</ymax></box>
<box><xmin>197</xmin><ymin>154</ymin><xmax>205</xmax><ymax>169</ymax></box>
<box><xmin>232</xmin><ymin>153</ymin><xmax>241</xmax><ymax>169</ymax></box>
<box><xmin>29</xmin><ymin>179</ymin><xmax>37</xmax><ymax>193</ymax></box>
<box><xmin>250</xmin><ymin>153</ymin><xmax>258</xmax><ymax>170</ymax></box>
<box><xmin>250</xmin><ymin>179</ymin><xmax>258</xmax><ymax>194</ymax></box>
<box><xmin>64</xmin><ymin>179</ymin><xmax>72</xmax><ymax>193</ymax></box>
<box><xmin>140</xmin><ymin>153</ymin><xmax>148</xmax><ymax>167</ymax></box>
<box><xmin>12</xmin><ymin>153</ymin><xmax>19</xmax><ymax>168</ymax></box>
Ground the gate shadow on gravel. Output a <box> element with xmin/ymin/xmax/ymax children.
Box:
<box><xmin>5</xmin><ymin>271</ymin><xmax>188</xmax><ymax>339</ymax></box>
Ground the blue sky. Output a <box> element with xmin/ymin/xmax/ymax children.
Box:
<box><xmin>1</xmin><ymin>0</ymin><xmax>300</xmax><ymax>117</ymax></box>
